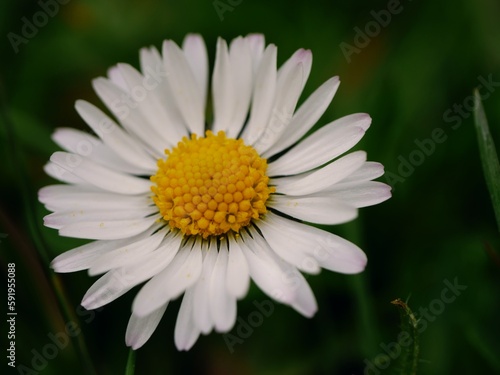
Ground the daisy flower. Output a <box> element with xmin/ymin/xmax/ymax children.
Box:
<box><xmin>39</xmin><ymin>34</ymin><xmax>391</xmax><ymax>351</ymax></box>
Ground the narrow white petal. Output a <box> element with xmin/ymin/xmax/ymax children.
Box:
<box><xmin>83</xmin><ymin>233</ymin><xmax>183</xmax><ymax>306</ymax></box>
<box><xmin>50</xmin><ymin>152</ymin><xmax>151</xmax><ymax>195</ymax></box>
<box><xmin>211</xmin><ymin>38</ymin><xmax>233</xmax><ymax>134</ymax></box>
<box><xmin>163</xmin><ymin>40</ymin><xmax>204</xmax><ymax>135</ymax></box>
<box><xmin>92</xmin><ymin>77</ymin><xmax>166</xmax><ymax>157</ymax></box>
<box><xmin>253</xmin><ymin>62</ymin><xmax>303</xmax><ymax>153</ymax></box>
<box><xmin>139</xmin><ymin>46</ymin><xmax>189</xmax><ymax>137</ymax></box>
<box><xmin>263</xmin><ymin>212</ymin><xmax>367</xmax><ymax>274</ymax></box>
<box><xmin>107</xmin><ymin>66</ymin><xmax>128</xmax><ymax>90</ymax></box>
<box><xmin>117</xmin><ymin>232</ymin><xmax>183</xmax><ymax>286</ymax></box>
<box><xmin>88</xmin><ymin>227</ymin><xmax>167</xmax><ymax>276</ymax></box>
<box><xmin>75</xmin><ymin>100</ymin><xmax>156</xmax><ymax>173</ymax></box>
<box><xmin>51</xmin><ymin>236</ymin><xmax>140</xmax><ymax>273</ymax></box>
<box><xmin>226</xmin><ymin>36</ymin><xmax>253</xmax><ymax>138</ymax></box>
<box><xmin>52</xmin><ymin>128</ymin><xmax>146</xmax><ymax>175</ymax></box>
<box><xmin>240</xmin><ymin>45</ymin><xmax>277</xmax><ymax>144</ymax></box>
<box><xmin>257</xmin><ymin>219</ymin><xmax>321</xmax><ymax>274</ymax></box>
<box><xmin>340</xmin><ymin>162</ymin><xmax>385</xmax><ymax>184</ymax></box>
<box><xmin>271</xmin><ymin>194</ymin><xmax>358</xmax><ymax>225</ymax></box>
<box><xmin>38</xmin><ymin>185</ymin><xmax>150</xmax><ymax>212</ymax></box>
<box><xmin>44</xmin><ymin>206</ymin><xmax>157</xmax><ymax>230</ymax></box>
<box><xmin>81</xmin><ymin>269</ymin><xmax>135</xmax><ymax>309</ymax></box>
<box><xmin>174</xmin><ymin>288</ymin><xmax>201</xmax><ymax>351</ymax></box>
<box><xmin>241</xmin><ymin>228</ymin><xmax>317</xmax><ymax>317</ymax></box>
<box><xmin>254</xmin><ymin>49</ymin><xmax>313</xmax><ymax>154</ymax></box>
<box><xmin>126</xmin><ymin>303</ymin><xmax>168</xmax><ymax>350</ymax></box>
<box><xmin>44</xmin><ymin>162</ymin><xmax>89</xmax><ymax>185</ymax></box>
<box><xmin>240</xmin><ymin>231</ymin><xmax>296</xmax><ymax>305</ymax></box>
<box><xmin>273</xmin><ymin>151</ymin><xmax>367</xmax><ymax>196</ymax></box>
<box><xmin>117</xmin><ymin>63</ymin><xmax>187</xmax><ymax>144</ymax></box>
<box><xmin>210</xmin><ymin>241</ymin><xmax>237</xmax><ymax>332</ymax></box>
<box><xmin>268</xmin><ymin>114</ymin><xmax>370</xmax><ymax>176</ymax></box>
<box><xmin>59</xmin><ymin>215</ymin><xmax>159</xmax><ymax>240</ymax></box>
<box><xmin>277</xmin><ymin>49</ymin><xmax>312</xmax><ymax>96</ymax></box>
<box><xmin>324</xmin><ymin>181</ymin><xmax>392</xmax><ymax>208</ymax></box>
<box><xmin>132</xmin><ymin>240</ymin><xmax>202</xmax><ymax>317</ymax></box>
<box><xmin>182</xmin><ymin>34</ymin><xmax>209</xmax><ymax>108</ymax></box>
<box><xmin>226</xmin><ymin>233</ymin><xmax>250</xmax><ymax>298</ymax></box>
<box><xmin>193</xmin><ymin>240</ymin><xmax>217</xmax><ymax>334</ymax></box>
<box><xmin>246</xmin><ymin>33</ymin><xmax>265</xmax><ymax>73</ymax></box>
<box><xmin>264</xmin><ymin>76</ymin><xmax>340</xmax><ymax>158</ymax></box>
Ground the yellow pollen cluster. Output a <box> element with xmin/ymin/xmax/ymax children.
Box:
<box><xmin>151</xmin><ymin>130</ymin><xmax>275</xmax><ymax>238</ymax></box>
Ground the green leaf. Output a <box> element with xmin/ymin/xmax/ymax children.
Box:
<box><xmin>473</xmin><ymin>89</ymin><xmax>500</xmax><ymax>233</ymax></box>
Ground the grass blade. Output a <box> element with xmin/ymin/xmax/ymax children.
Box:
<box><xmin>473</xmin><ymin>88</ymin><xmax>500</xmax><ymax>232</ymax></box>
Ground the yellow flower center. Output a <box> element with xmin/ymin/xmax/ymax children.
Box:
<box><xmin>151</xmin><ymin>130</ymin><xmax>274</xmax><ymax>238</ymax></box>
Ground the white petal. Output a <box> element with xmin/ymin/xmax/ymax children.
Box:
<box><xmin>270</xmin><ymin>194</ymin><xmax>358</xmax><ymax>225</ymax></box>
<box><xmin>126</xmin><ymin>303</ymin><xmax>168</xmax><ymax>350</ymax></box>
<box><xmin>241</xmin><ymin>228</ymin><xmax>317</xmax><ymax>317</ymax></box>
<box><xmin>246</xmin><ymin>34</ymin><xmax>265</xmax><ymax>73</ymax></box>
<box><xmin>81</xmin><ymin>269</ymin><xmax>135</xmax><ymax>309</ymax></box>
<box><xmin>257</xmin><ymin>219</ymin><xmax>321</xmax><ymax>274</ymax></box>
<box><xmin>226</xmin><ymin>36</ymin><xmax>253</xmax><ymax>138</ymax></box>
<box><xmin>59</xmin><ymin>215</ymin><xmax>159</xmax><ymax>240</ymax></box>
<box><xmin>324</xmin><ymin>181</ymin><xmax>392</xmax><ymax>208</ymax></box>
<box><xmin>210</xmin><ymin>241</ymin><xmax>237</xmax><ymax>332</ymax></box>
<box><xmin>192</xmin><ymin>240</ymin><xmax>217</xmax><ymax>334</ymax></box>
<box><xmin>107</xmin><ymin>66</ymin><xmax>128</xmax><ymax>91</ymax></box>
<box><xmin>75</xmin><ymin>100</ymin><xmax>156</xmax><ymax>173</ymax></box>
<box><xmin>44</xmin><ymin>206</ymin><xmax>157</xmax><ymax>230</ymax></box>
<box><xmin>44</xmin><ymin>162</ymin><xmax>89</xmax><ymax>185</ymax></box>
<box><xmin>92</xmin><ymin>77</ymin><xmax>166</xmax><ymax>157</ymax></box>
<box><xmin>340</xmin><ymin>162</ymin><xmax>385</xmax><ymax>184</ymax></box>
<box><xmin>264</xmin><ymin>76</ymin><xmax>340</xmax><ymax>158</ymax></box>
<box><xmin>39</xmin><ymin>184</ymin><xmax>150</xmax><ymax>212</ymax></box>
<box><xmin>87</xmin><ymin>227</ymin><xmax>167</xmax><ymax>275</ymax></box>
<box><xmin>273</xmin><ymin>151</ymin><xmax>367</xmax><ymax>196</ymax></box>
<box><xmin>162</xmin><ymin>40</ymin><xmax>204</xmax><ymax>135</ymax></box>
<box><xmin>254</xmin><ymin>50</ymin><xmax>312</xmax><ymax>153</ymax></box>
<box><xmin>52</xmin><ymin>128</ymin><xmax>146</xmax><ymax>175</ymax></box>
<box><xmin>226</xmin><ymin>233</ymin><xmax>250</xmax><ymax>298</ymax></box>
<box><xmin>211</xmin><ymin>38</ymin><xmax>233</xmax><ymax>135</ymax></box>
<box><xmin>174</xmin><ymin>288</ymin><xmax>201</xmax><ymax>351</ymax></box>
<box><xmin>263</xmin><ymin>212</ymin><xmax>367</xmax><ymax>274</ymax></box>
<box><xmin>132</xmin><ymin>240</ymin><xmax>202</xmax><ymax>317</ymax></box>
<box><xmin>277</xmin><ymin>49</ymin><xmax>312</xmax><ymax>95</ymax></box>
<box><xmin>182</xmin><ymin>34</ymin><xmax>209</xmax><ymax>108</ymax></box>
<box><xmin>51</xmin><ymin>236</ymin><xmax>141</xmax><ymax>273</ymax></box>
<box><xmin>139</xmin><ymin>46</ymin><xmax>189</xmax><ymax>137</ymax></box>
<box><xmin>240</xmin><ymin>45</ymin><xmax>277</xmax><ymax>144</ymax></box>
<box><xmin>117</xmin><ymin>63</ymin><xmax>187</xmax><ymax>144</ymax></box>
<box><xmin>268</xmin><ymin>114</ymin><xmax>371</xmax><ymax>176</ymax></box>
<box><xmin>116</xmin><ymin>232</ymin><xmax>183</xmax><ymax>285</ymax></box>
<box><xmin>50</xmin><ymin>152</ymin><xmax>151</xmax><ymax>195</ymax></box>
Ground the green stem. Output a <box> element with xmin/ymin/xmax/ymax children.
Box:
<box><xmin>125</xmin><ymin>349</ymin><xmax>136</xmax><ymax>375</ymax></box>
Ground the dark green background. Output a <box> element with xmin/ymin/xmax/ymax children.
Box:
<box><xmin>1</xmin><ymin>0</ymin><xmax>499</xmax><ymax>374</ymax></box>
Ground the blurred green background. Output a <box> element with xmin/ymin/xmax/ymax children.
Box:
<box><xmin>1</xmin><ymin>0</ymin><xmax>499</xmax><ymax>374</ymax></box>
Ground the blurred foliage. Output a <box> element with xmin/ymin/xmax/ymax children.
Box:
<box><xmin>1</xmin><ymin>0</ymin><xmax>499</xmax><ymax>374</ymax></box>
